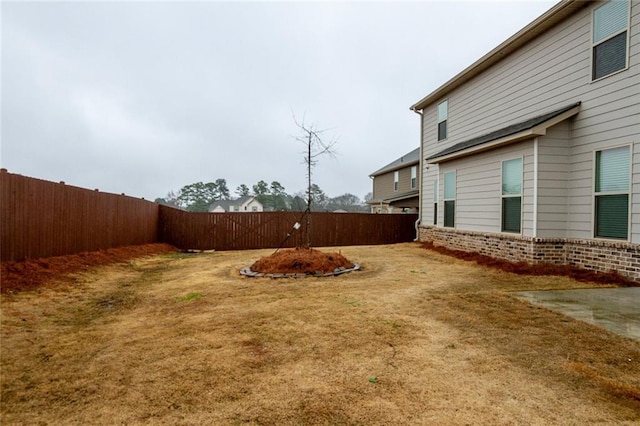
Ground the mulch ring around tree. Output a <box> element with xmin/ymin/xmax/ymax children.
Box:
<box><xmin>1</xmin><ymin>243</ymin><xmax>178</xmax><ymax>294</ymax></box>
<box><xmin>241</xmin><ymin>247</ymin><xmax>360</xmax><ymax>278</ymax></box>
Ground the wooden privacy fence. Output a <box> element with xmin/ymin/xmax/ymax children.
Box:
<box><xmin>1</xmin><ymin>171</ymin><xmax>159</xmax><ymax>262</ymax></box>
<box><xmin>158</xmin><ymin>206</ymin><xmax>418</xmax><ymax>251</ymax></box>
<box><xmin>1</xmin><ymin>171</ymin><xmax>419</xmax><ymax>262</ymax></box>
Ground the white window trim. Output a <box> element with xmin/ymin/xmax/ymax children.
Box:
<box><xmin>437</xmin><ymin>99</ymin><xmax>448</xmax><ymax>141</ymax></box>
<box><xmin>443</xmin><ymin>170</ymin><xmax>456</xmax><ymax>228</ymax></box>
<box><xmin>590</xmin><ymin>0</ymin><xmax>631</xmax><ymax>83</ymax></box>
<box><xmin>411</xmin><ymin>166</ymin><xmax>417</xmax><ymax>189</ymax></box>
<box><xmin>394</xmin><ymin>170</ymin><xmax>399</xmax><ymax>192</ymax></box>
<box><xmin>500</xmin><ymin>157</ymin><xmax>524</xmax><ymax>234</ymax></box>
<box><xmin>433</xmin><ymin>177</ymin><xmax>439</xmax><ymax>226</ymax></box>
<box><xmin>591</xmin><ymin>143</ymin><xmax>632</xmax><ymax>241</ymax></box>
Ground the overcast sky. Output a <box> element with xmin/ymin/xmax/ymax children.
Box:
<box><xmin>2</xmin><ymin>0</ymin><xmax>556</xmax><ymax>202</ymax></box>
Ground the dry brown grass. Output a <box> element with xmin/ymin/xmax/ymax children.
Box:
<box><xmin>2</xmin><ymin>243</ymin><xmax>639</xmax><ymax>425</ymax></box>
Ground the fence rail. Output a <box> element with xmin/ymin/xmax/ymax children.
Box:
<box><xmin>1</xmin><ymin>171</ymin><xmax>418</xmax><ymax>262</ymax></box>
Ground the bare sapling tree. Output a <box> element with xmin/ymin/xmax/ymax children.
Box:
<box><xmin>292</xmin><ymin>114</ymin><xmax>337</xmax><ymax>248</ymax></box>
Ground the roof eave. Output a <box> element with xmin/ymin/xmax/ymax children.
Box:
<box><xmin>410</xmin><ymin>0</ymin><xmax>591</xmax><ymax>112</ymax></box>
<box><xmin>427</xmin><ymin>104</ymin><xmax>581</xmax><ymax>163</ymax></box>
<box><xmin>426</xmin><ymin>131</ymin><xmax>536</xmax><ymax>164</ymax></box>
<box><xmin>369</xmin><ymin>159</ymin><xmax>420</xmax><ymax>178</ymax></box>
<box><xmin>384</xmin><ymin>191</ymin><xmax>419</xmax><ymax>203</ymax></box>
<box><xmin>366</xmin><ymin>191</ymin><xmax>419</xmax><ymax>204</ymax></box>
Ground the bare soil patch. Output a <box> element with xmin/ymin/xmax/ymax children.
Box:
<box><xmin>0</xmin><ymin>243</ymin><xmax>177</xmax><ymax>294</ymax></box>
<box><xmin>1</xmin><ymin>243</ymin><xmax>639</xmax><ymax>425</ymax></box>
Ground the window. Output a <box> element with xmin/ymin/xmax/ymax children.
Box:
<box><xmin>443</xmin><ymin>171</ymin><xmax>455</xmax><ymax>227</ymax></box>
<box><xmin>437</xmin><ymin>101</ymin><xmax>448</xmax><ymax>141</ymax></box>
<box><xmin>595</xmin><ymin>145</ymin><xmax>629</xmax><ymax>239</ymax></box>
<box><xmin>252</xmin><ymin>206</ymin><xmax>258</xmax><ymax>212</ymax></box>
<box><xmin>592</xmin><ymin>0</ymin><xmax>629</xmax><ymax>80</ymax></box>
<box><xmin>233</xmin><ymin>206</ymin><xmax>240</xmax><ymax>212</ymax></box>
<box><xmin>411</xmin><ymin>166</ymin><xmax>417</xmax><ymax>189</ymax></box>
<box><xmin>394</xmin><ymin>170</ymin><xmax>399</xmax><ymax>191</ymax></box>
<box><xmin>433</xmin><ymin>178</ymin><xmax>438</xmax><ymax>225</ymax></box>
<box><xmin>501</xmin><ymin>158</ymin><xmax>522</xmax><ymax>233</ymax></box>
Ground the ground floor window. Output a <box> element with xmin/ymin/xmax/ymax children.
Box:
<box><xmin>443</xmin><ymin>171</ymin><xmax>456</xmax><ymax>227</ymax></box>
<box><xmin>433</xmin><ymin>179</ymin><xmax>438</xmax><ymax>225</ymax></box>
<box><xmin>501</xmin><ymin>158</ymin><xmax>522</xmax><ymax>233</ymax></box>
<box><xmin>595</xmin><ymin>145</ymin><xmax>630</xmax><ymax>239</ymax></box>
<box><xmin>444</xmin><ymin>201</ymin><xmax>454</xmax><ymax>227</ymax></box>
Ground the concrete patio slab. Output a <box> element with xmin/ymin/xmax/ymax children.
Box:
<box><xmin>513</xmin><ymin>287</ymin><xmax>640</xmax><ymax>341</ymax></box>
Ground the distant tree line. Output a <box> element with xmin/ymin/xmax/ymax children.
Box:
<box><xmin>154</xmin><ymin>179</ymin><xmax>371</xmax><ymax>213</ymax></box>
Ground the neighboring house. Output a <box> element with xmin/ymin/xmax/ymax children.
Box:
<box><xmin>208</xmin><ymin>196</ymin><xmax>263</xmax><ymax>213</ymax></box>
<box><xmin>411</xmin><ymin>0</ymin><xmax>640</xmax><ymax>281</ymax></box>
<box><xmin>368</xmin><ymin>147</ymin><xmax>420</xmax><ymax>213</ymax></box>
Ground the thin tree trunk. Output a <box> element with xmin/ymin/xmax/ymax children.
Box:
<box><xmin>306</xmin><ymin>132</ymin><xmax>312</xmax><ymax>248</ymax></box>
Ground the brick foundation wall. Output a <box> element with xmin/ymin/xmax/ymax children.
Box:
<box><xmin>419</xmin><ymin>225</ymin><xmax>640</xmax><ymax>282</ymax></box>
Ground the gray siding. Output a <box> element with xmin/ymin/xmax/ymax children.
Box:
<box><xmin>422</xmin><ymin>167</ymin><xmax>438</xmax><ymax>223</ymax></box>
<box><xmin>421</xmin><ymin>1</ymin><xmax>640</xmax><ymax>243</ymax></box>
<box><xmin>373</xmin><ymin>164</ymin><xmax>418</xmax><ymax>200</ymax></box>
<box><xmin>537</xmin><ymin>121</ymin><xmax>571</xmax><ymax>238</ymax></box>
<box><xmin>436</xmin><ymin>141</ymin><xmax>533</xmax><ymax>234</ymax></box>
<box><xmin>373</xmin><ymin>173</ymin><xmax>394</xmax><ymax>200</ymax></box>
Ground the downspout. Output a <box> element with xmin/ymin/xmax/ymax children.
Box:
<box><xmin>368</xmin><ymin>175</ymin><xmax>374</xmax><ymax>213</ymax></box>
<box><xmin>411</xmin><ymin>107</ymin><xmax>424</xmax><ymax>241</ymax></box>
<box><xmin>533</xmin><ymin>137</ymin><xmax>539</xmax><ymax>238</ymax></box>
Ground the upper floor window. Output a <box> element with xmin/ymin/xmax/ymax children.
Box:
<box><xmin>592</xmin><ymin>0</ymin><xmax>629</xmax><ymax>80</ymax></box>
<box><xmin>411</xmin><ymin>166</ymin><xmax>417</xmax><ymax>189</ymax></box>
<box><xmin>501</xmin><ymin>158</ymin><xmax>522</xmax><ymax>233</ymax></box>
<box><xmin>594</xmin><ymin>145</ymin><xmax>630</xmax><ymax>239</ymax></box>
<box><xmin>394</xmin><ymin>170</ymin><xmax>399</xmax><ymax>191</ymax></box>
<box><xmin>437</xmin><ymin>100</ymin><xmax>448</xmax><ymax>141</ymax></box>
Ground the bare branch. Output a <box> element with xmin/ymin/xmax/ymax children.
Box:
<box><xmin>290</xmin><ymin>112</ymin><xmax>338</xmax><ymax>248</ymax></box>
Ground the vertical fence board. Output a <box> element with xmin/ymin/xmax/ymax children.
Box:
<box><xmin>2</xmin><ymin>171</ymin><xmax>418</xmax><ymax>262</ymax></box>
<box><xmin>158</xmin><ymin>206</ymin><xmax>418</xmax><ymax>251</ymax></box>
<box><xmin>1</xmin><ymin>171</ymin><xmax>159</xmax><ymax>262</ymax></box>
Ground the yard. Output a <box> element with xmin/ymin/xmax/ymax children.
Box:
<box><xmin>1</xmin><ymin>243</ymin><xmax>639</xmax><ymax>424</ymax></box>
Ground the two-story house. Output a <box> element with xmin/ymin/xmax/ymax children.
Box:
<box><xmin>412</xmin><ymin>0</ymin><xmax>640</xmax><ymax>280</ymax></box>
<box><xmin>209</xmin><ymin>196</ymin><xmax>263</xmax><ymax>213</ymax></box>
<box><xmin>368</xmin><ymin>147</ymin><xmax>420</xmax><ymax>213</ymax></box>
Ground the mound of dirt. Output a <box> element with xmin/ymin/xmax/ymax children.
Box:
<box><xmin>1</xmin><ymin>243</ymin><xmax>178</xmax><ymax>294</ymax></box>
<box><xmin>420</xmin><ymin>241</ymin><xmax>636</xmax><ymax>286</ymax></box>
<box><xmin>250</xmin><ymin>248</ymin><xmax>355</xmax><ymax>275</ymax></box>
